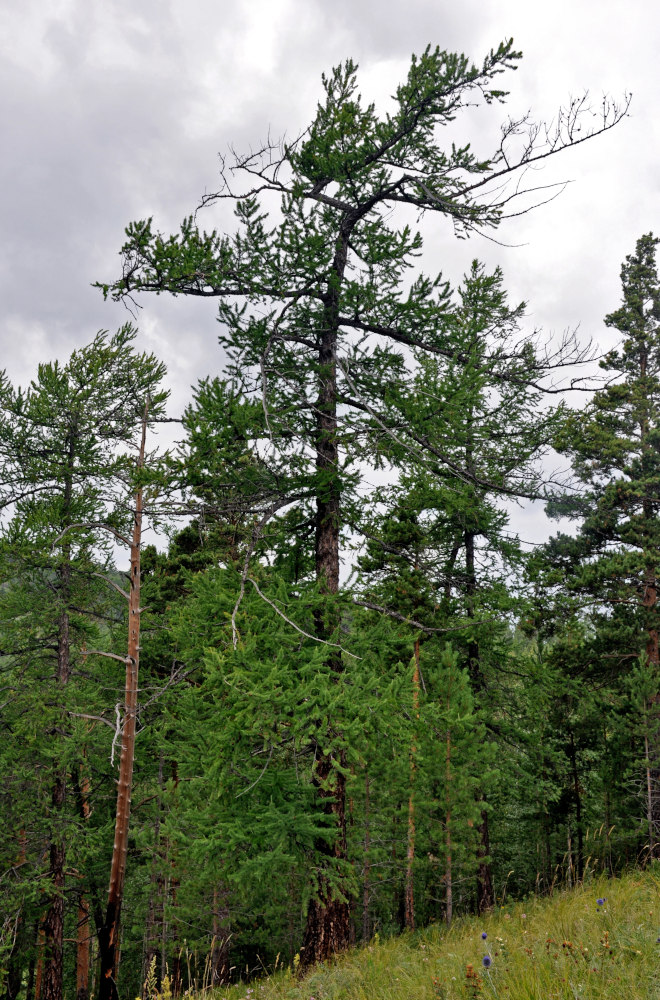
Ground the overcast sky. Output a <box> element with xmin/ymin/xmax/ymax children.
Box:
<box><xmin>2</xmin><ymin>0</ymin><xmax>658</xmax><ymax>548</ymax></box>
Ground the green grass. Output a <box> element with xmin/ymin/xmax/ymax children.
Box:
<box><xmin>196</xmin><ymin>870</ymin><xmax>660</xmax><ymax>1000</ymax></box>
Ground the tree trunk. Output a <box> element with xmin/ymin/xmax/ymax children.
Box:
<box><xmin>142</xmin><ymin>754</ymin><xmax>165</xmax><ymax>996</ymax></box>
<box><xmin>75</xmin><ymin>758</ymin><xmax>92</xmax><ymax>1000</ymax></box>
<box><xmin>568</xmin><ymin>730</ymin><xmax>584</xmax><ymax>880</ymax></box>
<box><xmin>24</xmin><ymin>921</ymin><xmax>39</xmax><ymax>1000</ymax></box>
<box><xmin>299</xmin><ymin>757</ymin><xmax>350</xmax><ymax>967</ymax></box>
<box><xmin>34</xmin><ymin>920</ymin><xmax>46</xmax><ymax>1000</ymax></box>
<box><xmin>301</xmin><ymin>232</ymin><xmax>351</xmax><ymax>968</ymax></box>
<box><xmin>98</xmin><ymin>410</ymin><xmax>147</xmax><ymax>1000</ymax></box>
<box><xmin>445</xmin><ymin>728</ymin><xmax>453</xmax><ymax>928</ymax></box>
<box><xmin>404</xmin><ymin>639</ymin><xmax>421</xmax><ymax>931</ymax></box>
<box><xmin>43</xmin><ymin>506</ymin><xmax>73</xmax><ymax>1000</ymax></box>
<box><xmin>476</xmin><ymin>804</ymin><xmax>494</xmax><ymax>913</ymax></box>
<box><xmin>75</xmin><ymin>896</ymin><xmax>91</xmax><ymax>1000</ymax></box>
<box><xmin>362</xmin><ymin>771</ymin><xmax>370</xmax><ymax>942</ymax></box>
<box><xmin>640</xmin><ymin>342</ymin><xmax>659</xmax><ymax>858</ymax></box>
<box><xmin>210</xmin><ymin>887</ymin><xmax>230</xmax><ymax>987</ymax></box>
<box><xmin>465</xmin><ymin>530</ymin><xmax>495</xmax><ymax>913</ymax></box>
<box><xmin>643</xmin><ymin>571</ymin><xmax>660</xmax><ymax>858</ymax></box>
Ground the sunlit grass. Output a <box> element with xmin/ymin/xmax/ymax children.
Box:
<box><xmin>188</xmin><ymin>869</ymin><xmax>660</xmax><ymax>1000</ymax></box>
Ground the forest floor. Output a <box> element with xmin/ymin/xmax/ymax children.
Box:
<box><xmin>188</xmin><ymin>869</ymin><xmax>660</xmax><ymax>1000</ymax></box>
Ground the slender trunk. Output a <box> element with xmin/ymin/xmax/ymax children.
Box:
<box><xmin>643</xmin><ymin>578</ymin><xmax>660</xmax><ymax>859</ymax></box>
<box><xmin>392</xmin><ymin>807</ymin><xmax>405</xmax><ymax>931</ymax></box>
<box><xmin>5</xmin><ymin>917</ymin><xmax>26</xmax><ymax>1000</ymax></box>
<box><xmin>75</xmin><ymin>896</ymin><xmax>91</xmax><ymax>1000</ymax></box>
<box><xmin>644</xmin><ymin>729</ymin><xmax>657</xmax><ymax>857</ymax></box>
<box><xmin>404</xmin><ymin>639</ymin><xmax>421</xmax><ymax>931</ymax></box>
<box><xmin>640</xmin><ymin>348</ymin><xmax>659</xmax><ymax>857</ymax></box>
<box><xmin>362</xmin><ymin>771</ymin><xmax>370</xmax><ymax>942</ymax></box>
<box><xmin>25</xmin><ymin>921</ymin><xmax>38</xmax><ymax>1000</ymax></box>
<box><xmin>465</xmin><ymin>530</ymin><xmax>495</xmax><ymax>913</ymax></box>
<box><xmin>98</xmin><ymin>409</ymin><xmax>147</xmax><ymax>1000</ymax></box>
<box><xmin>142</xmin><ymin>754</ymin><xmax>165</xmax><ymax>996</ymax></box>
<box><xmin>43</xmin><ymin>454</ymin><xmax>74</xmax><ymax>1000</ymax></box>
<box><xmin>161</xmin><ymin>863</ymin><xmax>169</xmax><ymax>985</ymax></box>
<box><xmin>76</xmin><ymin>759</ymin><xmax>92</xmax><ymax>1000</ymax></box>
<box><xmin>34</xmin><ymin>920</ymin><xmax>45</xmax><ymax>1000</ymax></box>
<box><xmin>301</xmin><ymin>229</ymin><xmax>351</xmax><ymax>968</ymax></box>
<box><xmin>568</xmin><ymin>730</ymin><xmax>584</xmax><ymax>880</ymax></box>
<box><xmin>445</xmin><ymin>728</ymin><xmax>453</xmax><ymax>928</ymax></box>
<box><xmin>475</xmin><ymin>804</ymin><xmax>494</xmax><ymax>914</ymax></box>
<box><xmin>210</xmin><ymin>887</ymin><xmax>230</xmax><ymax>987</ymax></box>
<box><xmin>166</xmin><ymin>765</ymin><xmax>181</xmax><ymax>996</ymax></box>
<box><xmin>604</xmin><ymin>777</ymin><xmax>613</xmax><ymax>876</ymax></box>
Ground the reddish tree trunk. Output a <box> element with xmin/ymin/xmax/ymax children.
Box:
<box><xmin>75</xmin><ymin>895</ymin><xmax>91</xmax><ymax>1000</ymax></box>
<box><xmin>98</xmin><ymin>411</ymin><xmax>147</xmax><ymax>1000</ymax></box>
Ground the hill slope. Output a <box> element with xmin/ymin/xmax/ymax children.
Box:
<box><xmin>171</xmin><ymin>871</ymin><xmax>660</xmax><ymax>1000</ymax></box>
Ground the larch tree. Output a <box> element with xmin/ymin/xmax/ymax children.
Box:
<box><xmin>99</xmin><ymin>43</ymin><xmax>627</xmax><ymax>963</ymax></box>
<box><xmin>545</xmin><ymin>233</ymin><xmax>660</xmax><ymax>858</ymax></box>
<box><xmin>357</xmin><ymin>260</ymin><xmax>569</xmax><ymax>912</ymax></box>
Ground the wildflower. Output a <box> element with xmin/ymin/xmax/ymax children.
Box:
<box><xmin>596</xmin><ymin>897</ymin><xmax>606</xmax><ymax>906</ymax></box>
<box><xmin>482</xmin><ymin>955</ymin><xmax>492</xmax><ymax>968</ymax></box>
<box><xmin>481</xmin><ymin>932</ymin><xmax>488</xmax><ymax>940</ymax></box>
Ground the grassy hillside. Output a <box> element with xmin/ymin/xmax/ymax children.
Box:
<box><xmin>161</xmin><ymin>869</ymin><xmax>660</xmax><ymax>1000</ymax></box>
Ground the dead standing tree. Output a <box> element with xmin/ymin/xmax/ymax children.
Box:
<box><xmin>100</xmin><ymin>42</ymin><xmax>629</xmax><ymax>965</ymax></box>
<box><xmin>94</xmin><ymin>405</ymin><xmax>148</xmax><ymax>1000</ymax></box>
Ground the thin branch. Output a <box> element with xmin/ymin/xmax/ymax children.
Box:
<box><xmin>230</xmin><ymin>493</ymin><xmax>309</xmax><ymax>648</ymax></box>
<box><xmin>110</xmin><ymin>703</ymin><xmax>122</xmax><ymax>767</ymax></box>
<box><xmin>92</xmin><ymin>572</ymin><xmax>130</xmax><ymax>601</ymax></box>
<box><xmin>68</xmin><ymin>711</ymin><xmax>116</xmax><ymax>730</ymax></box>
<box><xmin>354</xmin><ymin>598</ymin><xmax>499</xmax><ymax>635</ymax></box>
<box><xmin>85</xmin><ymin>650</ymin><xmax>131</xmax><ymax>664</ymax></box>
<box><xmin>235</xmin><ymin>744</ymin><xmax>274</xmax><ymax>798</ymax></box>
<box><xmin>51</xmin><ymin>522</ymin><xmax>132</xmax><ymax>549</ymax></box>
<box><xmin>247</xmin><ymin>577</ymin><xmax>361</xmax><ymax>659</ymax></box>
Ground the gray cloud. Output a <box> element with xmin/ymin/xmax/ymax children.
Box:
<box><xmin>1</xmin><ymin>0</ymin><xmax>657</xmax><ymax>453</ymax></box>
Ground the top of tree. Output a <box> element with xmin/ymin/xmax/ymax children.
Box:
<box><xmin>98</xmin><ymin>42</ymin><xmax>629</xmax><ymax>306</ymax></box>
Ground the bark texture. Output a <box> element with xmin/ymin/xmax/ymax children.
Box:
<box><xmin>300</xmin><ymin>231</ymin><xmax>352</xmax><ymax>967</ymax></box>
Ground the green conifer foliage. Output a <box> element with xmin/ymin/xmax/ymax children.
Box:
<box><xmin>0</xmin><ymin>328</ymin><xmax>167</xmax><ymax>1000</ymax></box>
<box><xmin>98</xmin><ymin>45</ymin><xmax>627</xmax><ymax>962</ymax></box>
<box><xmin>546</xmin><ymin>233</ymin><xmax>660</xmax><ymax>859</ymax></box>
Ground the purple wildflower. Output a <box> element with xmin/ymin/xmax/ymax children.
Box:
<box><xmin>596</xmin><ymin>898</ymin><xmax>605</xmax><ymax>907</ymax></box>
<box><xmin>481</xmin><ymin>932</ymin><xmax>488</xmax><ymax>940</ymax></box>
<box><xmin>482</xmin><ymin>955</ymin><xmax>492</xmax><ymax>969</ymax></box>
